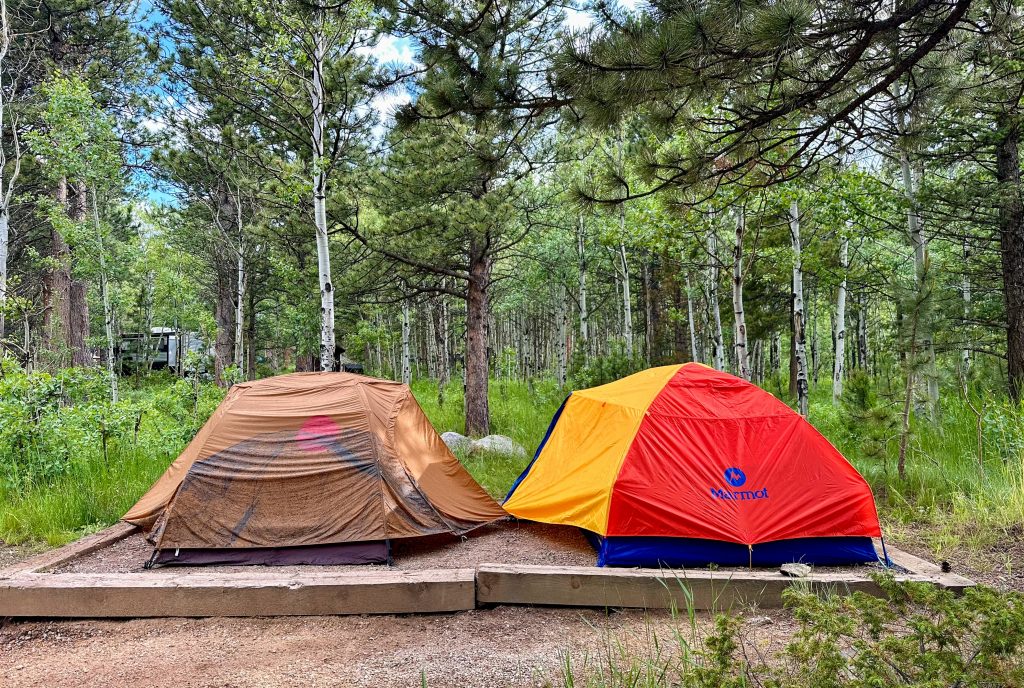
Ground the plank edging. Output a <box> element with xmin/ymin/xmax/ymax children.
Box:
<box><xmin>0</xmin><ymin>567</ymin><xmax>477</xmax><ymax>617</ymax></box>
<box><xmin>0</xmin><ymin>522</ymin><xmax>138</xmax><ymax>579</ymax></box>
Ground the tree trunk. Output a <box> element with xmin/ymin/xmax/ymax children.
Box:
<box><xmin>643</xmin><ymin>256</ymin><xmax>653</xmax><ymax>366</ymax></box>
<box><xmin>996</xmin><ymin>114</ymin><xmax>1024</xmax><ymax>401</ymax></box>
<box><xmin>789</xmin><ymin>200</ymin><xmax>809</xmax><ymax>417</ymax></box>
<box><xmin>858</xmin><ymin>292</ymin><xmax>869</xmax><ymax>372</ymax></box>
<box><xmin>556</xmin><ymin>283</ymin><xmax>568</xmax><ymax>387</ymax></box>
<box><xmin>246</xmin><ymin>277</ymin><xmax>257</xmax><ymax>380</ymax></box>
<box><xmin>233</xmin><ymin>192</ymin><xmax>245</xmax><ymax>370</ymax></box>
<box><xmin>900</xmin><ymin>149</ymin><xmax>938</xmax><ymax>414</ymax></box>
<box><xmin>66</xmin><ymin>183</ymin><xmax>91</xmax><ymax>367</ymax></box>
<box><xmin>770</xmin><ymin>332</ymin><xmax>780</xmax><ymax>376</ymax></box>
<box><xmin>577</xmin><ymin>216</ymin><xmax>589</xmax><ymax>362</ymax></box>
<box><xmin>234</xmin><ymin>244</ymin><xmax>245</xmax><ymax>369</ymax></box>
<box><xmin>619</xmin><ymin>242</ymin><xmax>633</xmax><ymax>358</ymax></box>
<box><xmin>213</xmin><ymin>263</ymin><xmax>235</xmax><ymax>385</ymax></box>
<box><xmin>432</xmin><ymin>288</ymin><xmax>451</xmax><ymax>405</ymax></box>
<box><xmin>833</xmin><ymin>234</ymin><xmax>849</xmax><ymax>403</ymax></box>
<box><xmin>465</xmin><ymin>248</ymin><xmax>491</xmax><ymax>437</ymax></box>
<box><xmin>0</xmin><ymin>206</ymin><xmax>7</xmax><ymax>342</ymax></box>
<box><xmin>810</xmin><ymin>285</ymin><xmax>819</xmax><ymax>385</ymax></box>
<box><xmin>961</xmin><ymin>238</ymin><xmax>972</xmax><ymax>375</ymax></box>
<box><xmin>708</xmin><ymin>230</ymin><xmax>725</xmax><ymax>371</ymax></box>
<box><xmin>309</xmin><ymin>23</ymin><xmax>335</xmax><ymax>372</ymax></box>
<box><xmin>401</xmin><ymin>298</ymin><xmax>411</xmax><ymax>385</ymax></box>
<box><xmin>0</xmin><ymin>0</ymin><xmax>17</xmax><ymax>346</ymax></box>
<box><xmin>92</xmin><ymin>187</ymin><xmax>117</xmax><ymax>403</ymax></box>
<box><xmin>42</xmin><ymin>178</ymin><xmax>72</xmax><ymax>364</ymax></box>
<box><xmin>732</xmin><ymin>207</ymin><xmax>750</xmax><ymax>379</ymax></box>
<box><xmin>685</xmin><ymin>273</ymin><xmax>699</xmax><ymax>363</ymax></box>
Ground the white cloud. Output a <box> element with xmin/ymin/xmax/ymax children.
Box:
<box><xmin>564</xmin><ymin>7</ymin><xmax>595</xmax><ymax>30</ymax></box>
<box><xmin>359</xmin><ymin>34</ymin><xmax>418</xmax><ymax>67</ymax></box>
<box><xmin>372</xmin><ymin>89</ymin><xmax>412</xmax><ymax>119</ymax></box>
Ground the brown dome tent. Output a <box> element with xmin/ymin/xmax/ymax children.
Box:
<box><xmin>123</xmin><ymin>372</ymin><xmax>506</xmax><ymax>566</ymax></box>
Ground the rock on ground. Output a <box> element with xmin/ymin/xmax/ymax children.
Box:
<box><xmin>440</xmin><ymin>431</ymin><xmax>472</xmax><ymax>454</ymax></box>
<box><xmin>471</xmin><ymin>434</ymin><xmax>527</xmax><ymax>457</ymax></box>
<box><xmin>779</xmin><ymin>563</ymin><xmax>812</xmax><ymax>578</ymax></box>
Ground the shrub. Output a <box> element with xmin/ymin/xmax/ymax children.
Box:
<box><xmin>557</xmin><ymin>579</ymin><xmax>1024</xmax><ymax>687</ymax></box>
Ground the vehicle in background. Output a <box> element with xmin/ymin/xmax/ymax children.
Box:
<box><xmin>118</xmin><ymin>327</ymin><xmax>213</xmax><ymax>375</ymax></box>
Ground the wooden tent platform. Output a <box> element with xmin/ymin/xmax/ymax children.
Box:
<box><xmin>0</xmin><ymin>525</ymin><xmax>975</xmax><ymax>618</ymax></box>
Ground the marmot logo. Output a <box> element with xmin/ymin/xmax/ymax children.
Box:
<box><xmin>710</xmin><ymin>487</ymin><xmax>769</xmax><ymax>500</ymax></box>
<box><xmin>724</xmin><ymin>467</ymin><xmax>746</xmax><ymax>486</ymax></box>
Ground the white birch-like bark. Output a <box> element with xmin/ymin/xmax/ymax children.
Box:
<box><xmin>962</xmin><ymin>238</ymin><xmax>972</xmax><ymax>374</ymax></box>
<box><xmin>900</xmin><ymin>149</ymin><xmax>938</xmax><ymax>413</ymax></box>
<box><xmin>619</xmin><ymin>240</ymin><xmax>633</xmax><ymax>358</ymax></box>
<box><xmin>92</xmin><ymin>187</ymin><xmax>117</xmax><ymax>403</ymax></box>
<box><xmin>577</xmin><ymin>217</ymin><xmax>589</xmax><ymax>360</ymax></box>
<box><xmin>233</xmin><ymin>193</ymin><xmax>245</xmax><ymax>370</ymax></box>
<box><xmin>556</xmin><ymin>283</ymin><xmax>568</xmax><ymax>387</ymax></box>
<box><xmin>789</xmin><ymin>199</ymin><xmax>809</xmax><ymax>417</ymax></box>
<box><xmin>708</xmin><ymin>230</ymin><xmax>725</xmax><ymax>371</ymax></box>
<box><xmin>685</xmin><ymin>273</ymin><xmax>699</xmax><ymax>362</ymax></box>
<box><xmin>732</xmin><ymin>207</ymin><xmax>750</xmax><ymax>379</ymax></box>
<box><xmin>309</xmin><ymin>22</ymin><xmax>335</xmax><ymax>372</ymax></box>
<box><xmin>833</xmin><ymin>233</ymin><xmax>849</xmax><ymax>403</ymax></box>
<box><xmin>0</xmin><ymin>209</ymin><xmax>9</xmax><ymax>343</ymax></box>
<box><xmin>615</xmin><ymin>129</ymin><xmax>633</xmax><ymax>359</ymax></box>
<box><xmin>401</xmin><ymin>298</ymin><xmax>411</xmax><ymax>385</ymax></box>
<box><xmin>0</xmin><ymin>0</ymin><xmax>20</xmax><ymax>343</ymax></box>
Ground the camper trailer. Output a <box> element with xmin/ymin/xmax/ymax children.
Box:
<box><xmin>119</xmin><ymin>328</ymin><xmax>212</xmax><ymax>374</ymax></box>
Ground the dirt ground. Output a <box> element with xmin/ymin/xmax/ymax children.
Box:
<box><xmin>1</xmin><ymin>522</ymin><xmax>1014</xmax><ymax>688</ymax></box>
<box><xmin>884</xmin><ymin>522</ymin><xmax>1024</xmax><ymax>592</ymax></box>
<box><xmin>0</xmin><ymin>604</ymin><xmax>794</xmax><ymax>688</ymax></box>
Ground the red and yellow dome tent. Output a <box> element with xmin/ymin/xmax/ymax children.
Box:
<box><xmin>504</xmin><ymin>363</ymin><xmax>884</xmax><ymax>567</ymax></box>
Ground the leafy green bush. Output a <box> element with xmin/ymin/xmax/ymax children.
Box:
<box><xmin>777</xmin><ymin>581</ymin><xmax>1024</xmax><ymax>687</ymax></box>
<box><xmin>0</xmin><ymin>361</ymin><xmax>224</xmax><ymax>545</ymax></box>
<box><xmin>571</xmin><ymin>345</ymin><xmax>645</xmax><ymax>389</ymax></box>
<box><xmin>558</xmin><ymin>580</ymin><xmax>1024</xmax><ymax>687</ymax></box>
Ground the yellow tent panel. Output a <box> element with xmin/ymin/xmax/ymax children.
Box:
<box><xmin>504</xmin><ymin>364</ymin><xmax>681</xmax><ymax>534</ymax></box>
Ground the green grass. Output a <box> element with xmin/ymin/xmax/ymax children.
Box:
<box><xmin>2</xmin><ymin>370</ymin><xmax>1022</xmax><ymax>552</ymax></box>
<box><xmin>0</xmin><ymin>367</ymin><xmax>223</xmax><ymax>546</ymax></box>
<box><xmin>0</xmin><ymin>445</ymin><xmax>175</xmax><ymax>546</ymax></box>
<box><xmin>808</xmin><ymin>379</ymin><xmax>1024</xmax><ymax>552</ymax></box>
<box><xmin>411</xmin><ymin>376</ymin><xmax>564</xmax><ymax>499</ymax></box>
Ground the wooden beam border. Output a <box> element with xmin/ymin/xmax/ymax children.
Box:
<box><xmin>0</xmin><ymin>532</ymin><xmax>973</xmax><ymax>618</ymax></box>
<box><xmin>0</xmin><ymin>569</ymin><xmax>478</xmax><ymax>617</ymax></box>
<box><xmin>475</xmin><ymin>556</ymin><xmax>974</xmax><ymax>611</ymax></box>
<box><xmin>0</xmin><ymin>522</ymin><xmax>138</xmax><ymax>579</ymax></box>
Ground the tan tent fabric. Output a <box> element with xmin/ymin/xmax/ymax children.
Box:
<box><xmin>124</xmin><ymin>372</ymin><xmax>506</xmax><ymax>550</ymax></box>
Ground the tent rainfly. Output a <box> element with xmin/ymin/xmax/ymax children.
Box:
<box><xmin>124</xmin><ymin>372</ymin><xmax>506</xmax><ymax>566</ymax></box>
<box><xmin>504</xmin><ymin>363</ymin><xmax>884</xmax><ymax>567</ymax></box>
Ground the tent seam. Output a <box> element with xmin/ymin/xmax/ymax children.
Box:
<box><xmin>356</xmin><ymin>383</ymin><xmax>392</xmax><ymax>542</ymax></box>
<box><xmin>383</xmin><ymin>390</ymin><xmax>463</xmax><ymax>537</ymax></box>
<box><xmin>600</xmin><ymin>363</ymin><xmax>683</xmax><ymax>536</ymax></box>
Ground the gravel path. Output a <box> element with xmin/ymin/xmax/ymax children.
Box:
<box><xmin>0</xmin><ymin>607</ymin><xmax>795</xmax><ymax>688</ymax></box>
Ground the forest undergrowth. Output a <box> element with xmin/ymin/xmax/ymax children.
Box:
<box><xmin>0</xmin><ymin>362</ymin><xmax>1021</xmax><ymax>558</ymax></box>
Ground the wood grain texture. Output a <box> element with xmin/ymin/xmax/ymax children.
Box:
<box><xmin>0</xmin><ymin>569</ymin><xmax>476</xmax><ymax>617</ymax></box>
<box><xmin>0</xmin><ymin>522</ymin><xmax>138</xmax><ymax>578</ymax></box>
